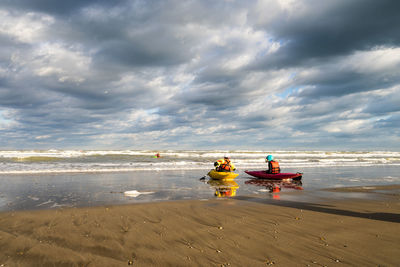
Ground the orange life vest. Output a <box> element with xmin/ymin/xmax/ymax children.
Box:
<box><xmin>218</xmin><ymin>159</ymin><xmax>231</xmax><ymax>172</ymax></box>
<box><xmin>269</xmin><ymin>161</ymin><xmax>281</xmax><ymax>174</ymax></box>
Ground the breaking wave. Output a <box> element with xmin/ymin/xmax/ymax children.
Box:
<box><xmin>0</xmin><ymin>150</ymin><xmax>399</xmax><ymax>174</ymax></box>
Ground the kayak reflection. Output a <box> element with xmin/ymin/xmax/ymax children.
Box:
<box><xmin>206</xmin><ymin>179</ymin><xmax>239</xmax><ymax>198</ymax></box>
<box><xmin>245</xmin><ymin>179</ymin><xmax>303</xmax><ymax>193</ymax></box>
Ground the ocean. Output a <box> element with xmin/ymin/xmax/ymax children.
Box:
<box><xmin>1</xmin><ymin>150</ymin><xmax>399</xmax><ymax>211</ymax></box>
<box><xmin>1</xmin><ymin>150</ymin><xmax>400</xmax><ymax>173</ymax></box>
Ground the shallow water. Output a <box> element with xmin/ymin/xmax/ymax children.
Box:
<box><xmin>0</xmin><ymin>165</ymin><xmax>399</xmax><ymax>211</ymax></box>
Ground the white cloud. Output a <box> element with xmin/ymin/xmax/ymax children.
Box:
<box><xmin>32</xmin><ymin>43</ymin><xmax>91</xmax><ymax>83</ymax></box>
<box><xmin>322</xmin><ymin>120</ymin><xmax>368</xmax><ymax>133</ymax></box>
<box><xmin>346</xmin><ymin>47</ymin><xmax>400</xmax><ymax>74</ymax></box>
<box><xmin>0</xmin><ymin>9</ymin><xmax>54</xmax><ymax>43</ymax></box>
<box><xmin>35</xmin><ymin>135</ymin><xmax>51</xmax><ymax>140</ymax></box>
<box><xmin>127</xmin><ymin>109</ymin><xmax>161</xmax><ymax>124</ymax></box>
<box><xmin>0</xmin><ymin>110</ymin><xmax>16</xmax><ymax>129</ymax></box>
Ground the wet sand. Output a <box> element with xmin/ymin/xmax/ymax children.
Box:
<box><xmin>0</xmin><ymin>185</ymin><xmax>399</xmax><ymax>266</ymax></box>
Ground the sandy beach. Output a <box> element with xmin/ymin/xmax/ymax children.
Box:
<box><xmin>0</xmin><ymin>185</ymin><xmax>399</xmax><ymax>266</ymax></box>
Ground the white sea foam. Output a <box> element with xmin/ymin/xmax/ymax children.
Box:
<box><xmin>124</xmin><ymin>190</ymin><xmax>154</xmax><ymax>197</ymax></box>
<box><xmin>0</xmin><ymin>150</ymin><xmax>399</xmax><ymax>174</ymax></box>
<box><xmin>258</xmin><ymin>189</ymin><xmax>270</xmax><ymax>192</ymax></box>
<box><xmin>36</xmin><ymin>200</ymin><xmax>53</xmax><ymax>206</ymax></box>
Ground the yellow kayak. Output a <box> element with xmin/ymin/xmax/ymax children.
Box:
<box><xmin>207</xmin><ymin>169</ymin><xmax>239</xmax><ymax>180</ymax></box>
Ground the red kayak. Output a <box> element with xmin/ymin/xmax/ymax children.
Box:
<box><xmin>245</xmin><ymin>170</ymin><xmax>302</xmax><ymax>180</ymax></box>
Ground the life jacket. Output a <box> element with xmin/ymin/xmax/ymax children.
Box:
<box><xmin>216</xmin><ymin>159</ymin><xmax>232</xmax><ymax>172</ymax></box>
<box><xmin>269</xmin><ymin>161</ymin><xmax>280</xmax><ymax>174</ymax></box>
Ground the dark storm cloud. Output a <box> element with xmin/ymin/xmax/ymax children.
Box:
<box><xmin>375</xmin><ymin>114</ymin><xmax>400</xmax><ymax>129</ymax></box>
<box><xmin>0</xmin><ymin>87</ymin><xmax>48</xmax><ymax>108</ymax></box>
<box><xmin>295</xmin><ymin>71</ymin><xmax>400</xmax><ymax>99</ymax></box>
<box><xmin>93</xmin><ymin>34</ymin><xmax>189</xmax><ymax>67</ymax></box>
<box><xmin>363</xmin><ymin>91</ymin><xmax>400</xmax><ymax>115</ymax></box>
<box><xmin>1</xmin><ymin>0</ymin><xmax>125</xmax><ymax>15</ymax></box>
<box><xmin>178</xmin><ymin>77</ymin><xmax>248</xmax><ymax>110</ymax></box>
<box><xmin>251</xmin><ymin>0</ymin><xmax>400</xmax><ymax>69</ymax></box>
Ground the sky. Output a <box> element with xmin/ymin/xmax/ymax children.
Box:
<box><xmin>0</xmin><ymin>0</ymin><xmax>399</xmax><ymax>151</ymax></box>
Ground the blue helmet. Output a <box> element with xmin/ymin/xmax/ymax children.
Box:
<box><xmin>266</xmin><ymin>155</ymin><xmax>274</xmax><ymax>161</ymax></box>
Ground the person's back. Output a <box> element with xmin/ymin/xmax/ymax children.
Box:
<box><xmin>214</xmin><ymin>156</ymin><xmax>236</xmax><ymax>172</ymax></box>
<box><xmin>268</xmin><ymin>160</ymin><xmax>280</xmax><ymax>174</ymax></box>
<box><xmin>266</xmin><ymin>155</ymin><xmax>280</xmax><ymax>174</ymax></box>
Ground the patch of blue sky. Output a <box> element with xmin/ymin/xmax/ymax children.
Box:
<box><xmin>146</xmin><ymin>108</ymin><xmax>159</xmax><ymax>114</ymax></box>
<box><xmin>276</xmin><ymin>87</ymin><xmax>301</xmax><ymax>98</ymax></box>
<box><xmin>177</xmin><ymin>77</ymin><xmax>194</xmax><ymax>93</ymax></box>
<box><xmin>256</xmin><ymin>37</ymin><xmax>288</xmax><ymax>56</ymax></box>
<box><xmin>371</xmin><ymin>114</ymin><xmax>391</xmax><ymax>122</ymax></box>
<box><xmin>288</xmin><ymin>72</ymin><xmax>297</xmax><ymax>79</ymax></box>
<box><xmin>0</xmin><ymin>110</ymin><xmax>13</xmax><ymax>125</ymax></box>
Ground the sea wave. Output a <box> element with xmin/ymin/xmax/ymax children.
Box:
<box><xmin>1</xmin><ymin>149</ymin><xmax>399</xmax><ymax>159</ymax></box>
<box><xmin>0</xmin><ymin>150</ymin><xmax>399</xmax><ymax>174</ymax></box>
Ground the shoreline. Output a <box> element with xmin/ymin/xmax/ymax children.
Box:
<box><xmin>0</xmin><ymin>184</ymin><xmax>399</xmax><ymax>266</ymax></box>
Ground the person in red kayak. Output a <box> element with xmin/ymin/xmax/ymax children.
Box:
<box><xmin>266</xmin><ymin>155</ymin><xmax>280</xmax><ymax>174</ymax></box>
<box><xmin>214</xmin><ymin>156</ymin><xmax>236</xmax><ymax>172</ymax></box>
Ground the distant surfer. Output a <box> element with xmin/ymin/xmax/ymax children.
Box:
<box><xmin>154</xmin><ymin>153</ymin><xmax>161</xmax><ymax>158</ymax></box>
<box><xmin>265</xmin><ymin>155</ymin><xmax>280</xmax><ymax>174</ymax></box>
<box><xmin>214</xmin><ymin>156</ymin><xmax>236</xmax><ymax>172</ymax></box>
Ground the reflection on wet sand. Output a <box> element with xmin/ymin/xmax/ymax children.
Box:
<box><xmin>205</xmin><ymin>179</ymin><xmax>240</xmax><ymax>198</ymax></box>
<box><xmin>245</xmin><ymin>179</ymin><xmax>303</xmax><ymax>193</ymax></box>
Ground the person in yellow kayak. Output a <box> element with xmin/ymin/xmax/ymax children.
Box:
<box><xmin>266</xmin><ymin>155</ymin><xmax>280</xmax><ymax>174</ymax></box>
<box><xmin>214</xmin><ymin>156</ymin><xmax>236</xmax><ymax>172</ymax></box>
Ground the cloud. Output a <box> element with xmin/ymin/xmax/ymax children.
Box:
<box><xmin>363</xmin><ymin>86</ymin><xmax>400</xmax><ymax>115</ymax></box>
<box><xmin>249</xmin><ymin>0</ymin><xmax>400</xmax><ymax>68</ymax></box>
<box><xmin>1</xmin><ymin>0</ymin><xmax>120</xmax><ymax>16</ymax></box>
<box><xmin>0</xmin><ymin>0</ymin><xmax>399</xmax><ymax>150</ymax></box>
